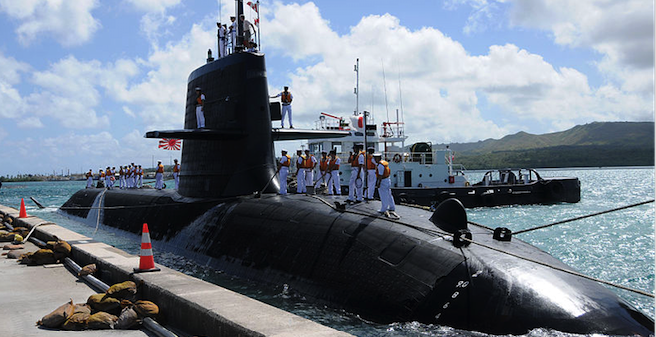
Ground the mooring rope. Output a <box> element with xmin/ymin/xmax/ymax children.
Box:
<box><xmin>513</xmin><ymin>199</ymin><xmax>655</xmax><ymax>235</ymax></box>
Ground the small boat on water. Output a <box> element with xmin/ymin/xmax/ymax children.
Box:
<box><xmin>304</xmin><ymin>112</ymin><xmax>580</xmax><ymax>208</ymax></box>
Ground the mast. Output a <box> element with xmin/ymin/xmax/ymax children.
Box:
<box><xmin>236</xmin><ymin>0</ymin><xmax>244</xmax><ymax>52</ymax></box>
<box><xmin>354</xmin><ymin>58</ymin><xmax>359</xmax><ymax>116</ymax></box>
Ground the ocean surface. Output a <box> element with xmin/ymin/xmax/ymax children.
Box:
<box><xmin>0</xmin><ymin>167</ymin><xmax>653</xmax><ymax>337</ymax></box>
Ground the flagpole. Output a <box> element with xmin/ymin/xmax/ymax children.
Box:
<box><xmin>257</xmin><ymin>0</ymin><xmax>261</xmax><ymax>50</ymax></box>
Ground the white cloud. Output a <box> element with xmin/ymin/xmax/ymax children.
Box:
<box><xmin>123</xmin><ymin>0</ymin><xmax>181</xmax><ymax>13</ymax></box>
<box><xmin>508</xmin><ymin>0</ymin><xmax>654</xmax><ymax>94</ymax></box>
<box><xmin>0</xmin><ymin>53</ymin><xmax>30</xmax><ymax>119</ymax></box>
<box><xmin>262</xmin><ymin>4</ymin><xmax>653</xmax><ymax>144</ymax></box>
<box><xmin>0</xmin><ymin>0</ymin><xmax>101</xmax><ymax>47</ymax></box>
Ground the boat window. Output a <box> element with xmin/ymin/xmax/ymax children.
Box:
<box><xmin>331</xmin><ymin>143</ymin><xmax>342</xmax><ymax>153</ymax></box>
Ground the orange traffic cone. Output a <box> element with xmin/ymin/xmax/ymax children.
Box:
<box><xmin>133</xmin><ymin>223</ymin><xmax>160</xmax><ymax>273</ymax></box>
<box><xmin>18</xmin><ymin>198</ymin><xmax>27</xmax><ymax>218</ymax></box>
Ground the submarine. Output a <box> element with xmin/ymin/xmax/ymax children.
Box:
<box><xmin>60</xmin><ymin>2</ymin><xmax>654</xmax><ymax>335</ymax></box>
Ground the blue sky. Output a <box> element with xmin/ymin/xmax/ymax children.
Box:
<box><xmin>0</xmin><ymin>0</ymin><xmax>653</xmax><ymax>176</ymax></box>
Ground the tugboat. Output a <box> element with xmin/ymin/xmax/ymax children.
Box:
<box><xmin>305</xmin><ymin>112</ymin><xmax>580</xmax><ymax>208</ymax></box>
<box><xmin>59</xmin><ymin>2</ymin><xmax>652</xmax><ymax>335</ymax></box>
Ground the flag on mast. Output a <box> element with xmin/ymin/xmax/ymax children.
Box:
<box><xmin>158</xmin><ymin>138</ymin><xmax>181</xmax><ymax>150</ymax></box>
<box><xmin>247</xmin><ymin>1</ymin><xmax>258</xmax><ymax>12</ymax></box>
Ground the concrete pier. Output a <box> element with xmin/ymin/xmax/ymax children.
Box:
<box><xmin>0</xmin><ymin>204</ymin><xmax>353</xmax><ymax>337</ymax></box>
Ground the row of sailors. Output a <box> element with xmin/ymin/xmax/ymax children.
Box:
<box><xmin>85</xmin><ymin>164</ymin><xmax>144</xmax><ymax>189</ymax></box>
<box><xmin>277</xmin><ymin>144</ymin><xmax>395</xmax><ymax>213</ymax></box>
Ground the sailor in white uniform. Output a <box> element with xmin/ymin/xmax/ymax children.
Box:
<box><xmin>305</xmin><ymin>149</ymin><xmax>317</xmax><ymax>192</ymax></box>
<box><xmin>217</xmin><ymin>22</ymin><xmax>227</xmax><ymax>58</ymax></box>
<box><xmin>366</xmin><ymin>147</ymin><xmax>377</xmax><ymax>200</ymax></box>
<box><xmin>327</xmin><ymin>150</ymin><xmax>341</xmax><ymax>195</ymax></box>
<box><xmin>195</xmin><ymin>87</ymin><xmax>205</xmax><ymax>128</ymax></box>
<box><xmin>347</xmin><ymin>144</ymin><xmax>364</xmax><ymax>202</ymax></box>
<box><xmin>86</xmin><ymin>169</ymin><xmax>93</xmax><ymax>188</ymax></box>
<box><xmin>270</xmin><ymin>87</ymin><xmax>293</xmax><ymax>128</ymax></box>
<box><xmin>278</xmin><ymin>149</ymin><xmax>290</xmax><ymax>195</ymax></box>
<box><xmin>375</xmin><ymin>154</ymin><xmax>396</xmax><ymax>214</ymax></box>
<box><xmin>296</xmin><ymin>150</ymin><xmax>306</xmax><ymax>193</ymax></box>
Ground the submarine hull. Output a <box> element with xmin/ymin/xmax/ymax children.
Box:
<box><xmin>60</xmin><ymin>189</ymin><xmax>654</xmax><ymax>336</ymax></box>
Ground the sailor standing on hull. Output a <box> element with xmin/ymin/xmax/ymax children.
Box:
<box><xmin>173</xmin><ymin>159</ymin><xmax>180</xmax><ymax>190</ymax></box>
<box><xmin>85</xmin><ymin>169</ymin><xmax>93</xmax><ymax>188</ymax></box>
<box><xmin>155</xmin><ymin>160</ymin><xmax>164</xmax><ymax>190</ymax></box>
<box><xmin>347</xmin><ymin>144</ymin><xmax>364</xmax><ymax>202</ymax></box>
<box><xmin>137</xmin><ymin>165</ymin><xmax>143</xmax><ymax>188</ymax></box>
<box><xmin>119</xmin><ymin>166</ymin><xmax>125</xmax><ymax>189</ymax></box>
<box><xmin>327</xmin><ymin>150</ymin><xmax>341</xmax><ymax>195</ymax></box>
<box><xmin>130</xmin><ymin>163</ymin><xmax>137</xmax><ymax>188</ymax></box>
<box><xmin>296</xmin><ymin>150</ymin><xmax>306</xmax><ymax>193</ymax></box>
<box><xmin>314</xmin><ymin>151</ymin><xmax>329</xmax><ymax>190</ymax></box>
<box><xmin>365</xmin><ymin>147</ymin><xmax>377</xmax><ymax>200</ymax></box>
<box><xmin>278</xmin><ymin>149</ymin><xmax>291</xmax><ymax>195</ymax></box>
<box><xmin>305</xmin><ymin>149</ymin><xmax>317</xmax><ymax>192</ymax></box>
<box><xmin>375</xmin><ymin>154</ymin><xmax>397</xmax><ymax>216</ymax></box>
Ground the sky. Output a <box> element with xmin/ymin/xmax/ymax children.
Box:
<box><xmin>0</xmin><ymin>0</ymin><xmax>653</xmax><ymax>176</ymax></box>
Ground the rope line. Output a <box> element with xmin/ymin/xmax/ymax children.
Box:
<box><xmin>514</xmin><ymin>199</ymin><xmax>655</xmax><ymax>235</ymax></box>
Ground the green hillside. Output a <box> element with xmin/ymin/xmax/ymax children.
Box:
<box><xmin>437</xmin><ymin>122</ymin><xmax>654</xmax><ymax>169</ymax></box>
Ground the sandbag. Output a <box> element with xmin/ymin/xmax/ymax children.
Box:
<box><xmin>133</xmin><ymin>300</ymin><xmax>159</xmax><ymax>318</ymax></box>
<box><xmin>36</xmin><ymin>299</ymin><xmax>74</xmax><ymax>328</ymax></box>
<box><xmin>6</xmin><ymin>250</ymin><xmax>24</xmax><ymax>259</ymax></box>
<box><xmin>78</xmin><ymin>263</ymin><xmax>97</xmax><ymax>277</ymax></box>
<box><xmin>20</xmin><ymin>248</ymin><xmax>57</xmax><ymax>265</ymax></box>
<box><xmin>106</xmin><ymin>281</ymin><xmax>137</xmax><ymax>300</ymax></box>
<box><xmin>87</xmin><ymin>294</ymin><xmax>121</xmax><ymax>315</ymax></box>
<box><xmin>61</xmin><ymin>304</ymin><xmax>91</xmax><ymax>331</ymax></box>
<box><xmin>115</xmin><ymin>307</ymin><xmax>140</xmax><ymax>329</ymax></box>
<box><xmin>87</xmin><ymin>312</ymin><xmax>118</xmax><ymax>330</ymax></box>
<box><xmin>53</xmin><ymin>240</ymin><xmax>71</xmax><ymax>255</ymax></box>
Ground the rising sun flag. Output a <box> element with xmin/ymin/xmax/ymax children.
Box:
<box><xmin>158</xmin><ymin>138</ymin><xmax>181</xmax><ymax>150</ymax></box>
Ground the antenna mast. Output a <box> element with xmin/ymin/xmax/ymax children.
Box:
<box><xmin>354</xmin><ymin>58</ymin><xmax>359</xmax><ymax>116</ymax></box>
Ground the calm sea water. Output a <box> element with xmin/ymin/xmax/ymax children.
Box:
<box><xmin>0</xmin><ymin>167</ymin><xmax>653</xmax><ymax>336</ymax></box>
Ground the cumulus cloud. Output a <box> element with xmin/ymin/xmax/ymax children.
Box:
<box><xmin>0</xmin><ymin>53</ymin><xmax>30</xmax><ymax>119</ymax></box>
<box><xmin>508</xmin><ymin>0</ymin><xmax>653</xmax><ymax>93</ymax></box>
<box><xmin>0</xmin><ymin>0</ymin><xmax>101</xmax><ymax>47</ymax></box>
<box><xmin>261</xmin><ymin>3</ymin><xmax>652</xmax><ymax>144</ymax></box>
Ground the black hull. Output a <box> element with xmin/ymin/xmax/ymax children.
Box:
<box><xmin>393</xmin><ymin>177</ymin><xmax>581</xmax><ymax>208</ymax></box>
<box><xmin>60</xmin><ymin>188</ymin><xmax>653</xmax><ymax>336</ymax></box>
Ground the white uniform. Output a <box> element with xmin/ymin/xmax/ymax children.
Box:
<box><xmin>366</xmin><ymin>155</ymin><xmax>377</xmax><ymax>199</ymax></box>
<box><xmin>296</xmin><ymin>155</ymin><xmax>306</xmax><ymax>193</ymax></box>
<box><xmin>230</xmin><ymin>20</ymin><xmax>237</xmax><ymax>52</ymax></box>
<box><xmin>196</xmin><ymin>93</ymin><xmax>205</xmax><ymax>128</ymax></box>
<box><xmin>173</xmin><ymin>164</ymin><xmax>180</xmax><ymax>190</ymax></box>
<box><xmin>137</xmin><ymin>167</ymin><xmax>143</xmax><ymax>188</ymax></box>
<box><xmin>348</xmin><ymin>152</ymin><xmax>364</xmax><ymax>201</ymax></box>
<box><xmin>218</xmin><ymin>25</ymin><xmax>227</xmax><ymax>58</ymax></box>
<box><xmin>119</xmin><ymin>169</ymin><xmax>126</xmax><ymax>189</ymax></box>
<box><xmin>86</xmin><ymin>172</ymin><xmax>93</xmax><ymax>188</ymax></box>
<box><xmin>279</xmin><ymin>156</ymin><xmax>289</xmax><ymax>195</ymax></box>
<box><xmin>272</xmin><ymin>91</ymin><xmax>293</xmax><ymax>128</ymax></box>
<box><xmin>314</xmin><ymin>157</ymin><xmax>329</xmax><ymax>189</ymax></box>
<box><xmin>305</xmin><ymin>154</ymin><xmax>317</xmax><ymax>189</ymax></box>
<box><xmin>377</xmin><ymin>162</ymin><xmax>395</xmax><ymax>212</ymax></box>
<box><xmin>328</xmin><ymin>157</ymin><xmax>341</xmax><ymax>195</ymax></box>
<box><xmin>155</xmin><ymin>164</ymin><xmax>164</xmax><ymax>190</ymax></box>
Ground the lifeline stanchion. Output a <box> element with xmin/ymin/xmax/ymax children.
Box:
<box><xmin>18</xmin><ymin>198</ymin><xmax>27</xmax><ymax>218</ymax></box>
<box><xmin>134</xmin><ymin>223</ymin><xmax>161</xmax><ymax>273</ymax></box>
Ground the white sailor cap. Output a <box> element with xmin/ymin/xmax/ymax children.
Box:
<box><xmin>195</xmin><ymin>87</ymin><xmax>201</xmax><ymax>91</ymax></box>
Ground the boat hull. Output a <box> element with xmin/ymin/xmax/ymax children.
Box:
<box><xmin>392</xmin><ymin>177</ymin><xmax>581</xmax><ymax>208</ymax></box>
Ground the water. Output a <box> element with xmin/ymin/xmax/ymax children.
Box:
<box><xmin>0</xmin><ymin>168</ymin><xmax>653</xmax><ymax>336</ymax></box>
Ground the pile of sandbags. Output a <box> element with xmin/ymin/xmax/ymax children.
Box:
<box><xmin>17</xmin><ymin>239</ymin><xmax>71</xmax><ymax>265</ymax></box>
<box><xmin>37</xmin><ymin>280</ymin><xmax>160</xmax><ymax>330</ymax></box>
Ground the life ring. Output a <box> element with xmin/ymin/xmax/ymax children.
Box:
<box><xmin>393</xmin><ymin>154</ymin><xmax>402</xmax><ymax>163</ymax></box>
